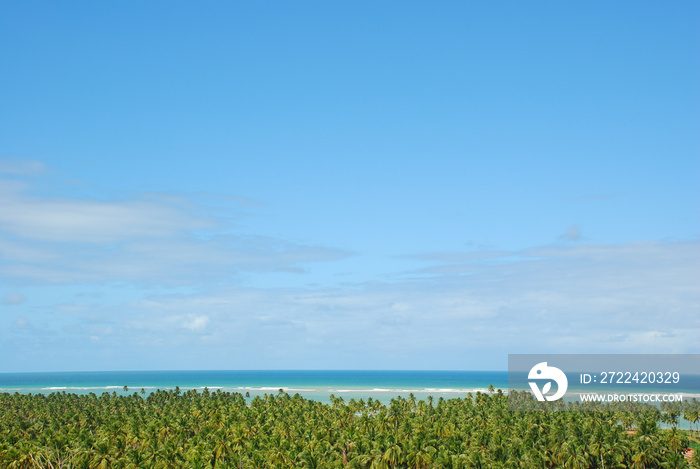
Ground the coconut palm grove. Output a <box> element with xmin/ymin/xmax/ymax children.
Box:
<box><xmin>1</xmin><ymin>388</ymin><xmax>699</xmax><ymax>468</ymax></box>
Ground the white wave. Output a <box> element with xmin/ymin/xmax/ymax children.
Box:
<box><xmin>40</xmin><ymin>385</ymin><xmax>163</xmax><ymax>392</ymax></box>
<box><xmin>325</xmin><ymin>387</ymin><xmax>492</xmax><ymax>395</ymax></box>
<box><xmin>228</xmin><ymin>386</ymin><xmax>318</xmax><ymax>393</ymax></box>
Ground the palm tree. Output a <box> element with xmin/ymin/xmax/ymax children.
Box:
<box><xmin>382</xmin><ymin>444</ymin><xmax>402</xmax><ymax>468</ymax></box>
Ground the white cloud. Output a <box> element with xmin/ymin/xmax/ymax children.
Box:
<box><xmin>559</xmin><ymin>224</ymin><xmax>583</xmax><ymax>241</ymax></box>
<box><xmin>0</xmin><ymin>236</ymin><xmax>348</xmax><ymax>286</ymax></box>
<box><xmin>0</xmin><ymin>181</ymin><xmax>210</xmax><ymax>243</ymax></box>
<box><xmin>181</xmin><ymin>315</ymin><xmax>210</xmax><ymax>332</ymax></box>
<box><xmin>3</xmin><ymin>292</ymin><xmax>26</xmax><ymax>305</ymax></box>
<box><xmin>0</xmin><ymin>171</ymin><xmax>349</xmax><ymax>286</ymax></box>
<box><xmin>0</xmin><ymin>158</ymin><xmax>47</xmax><ymax>176</ymax></box>
<box><xmin>15</xmin><ymin>317</ymin><xmax>29</xmax><ymax>328</ymax></box>
<box><xmin>95</xmin><ymin>239</ymin><xmax>698</xmax><ymax>369</ymax></box>
<box><xmin>0</xmin><ymin>238</ymin><xmax>57</xmax><ymax>263</ymax></box>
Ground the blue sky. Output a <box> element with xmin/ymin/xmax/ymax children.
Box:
<box><xmin>1</xmin><ymin>2</ymin><xmax>698</xmax><ymax>372</ymax></box>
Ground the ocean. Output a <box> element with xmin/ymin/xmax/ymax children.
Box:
<box><xmin>0</xmin><ymin>370</ymin><xmax>508</xmax><ymax>404</ymax></box>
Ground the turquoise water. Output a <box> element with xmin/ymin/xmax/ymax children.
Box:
<box><xmin>0</xmin><ymin>370</ymin><xmax>508</xmax><ymax>404</ymax></box>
